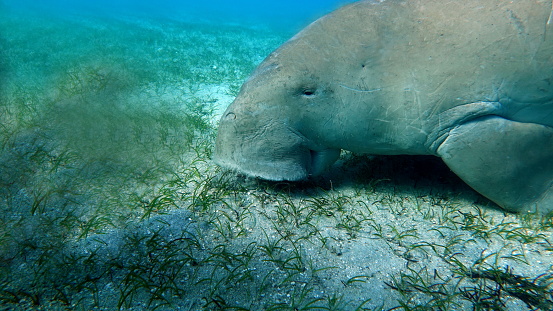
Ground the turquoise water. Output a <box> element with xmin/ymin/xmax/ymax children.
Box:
<box><xmin>3</xmin><ymin>0</ymin><xmax>355</xmax><ymax>29</ymax></box>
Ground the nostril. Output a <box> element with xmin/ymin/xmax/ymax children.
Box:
<box><xmin>224</xmin><ymin>112</ymin><xmax>237</xmax><ymax>120</ymax></box>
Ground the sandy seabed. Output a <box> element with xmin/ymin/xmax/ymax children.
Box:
<box><xmin>0</xmin><ymin>6</ymin><xmax>552</xmax><ymax>311</ymax></box>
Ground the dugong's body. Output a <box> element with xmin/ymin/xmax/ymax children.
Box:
<box><xmin>214</xmin><ymin>0</ymin><xmax>553</xmax><ymax>214</ymax></box>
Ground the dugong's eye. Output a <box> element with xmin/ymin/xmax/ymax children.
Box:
<box><xmin>300</xmin><ymin>87</ymin><xmax>316</xmax><ymax>98</ymax></box>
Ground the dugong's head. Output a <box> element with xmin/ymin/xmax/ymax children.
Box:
<box><xmin>213</xmin><ymin>45</ymin><xmax>342</xmax><ymax>181</ymax></box>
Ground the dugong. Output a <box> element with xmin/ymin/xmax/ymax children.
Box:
<box><xmin>214</xmin><ymin>0</ymin><xmax>553</xmax><ymax>214</ymax></box>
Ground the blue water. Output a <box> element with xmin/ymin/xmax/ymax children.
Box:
<box><xmin>3</xmin><ymin>0</ymin><xmax>357</xmax><ymax>30</ymax></box>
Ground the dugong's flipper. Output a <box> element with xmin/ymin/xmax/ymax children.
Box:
<box><xmin>436</xmin><ymin>116</ymin><xmax>553</xmax><ymax>214</ymax></box>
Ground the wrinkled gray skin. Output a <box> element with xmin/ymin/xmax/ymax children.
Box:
<box><xmin>214</xmin><ymin>0</ymin><xmax>553</xmax><ymax>214</ymax></box>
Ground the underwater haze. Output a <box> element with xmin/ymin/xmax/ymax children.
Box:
<box><xmin>1</xmin><ymin>0</ymin><xmax>553</xmax><ymax>310</ymax></box>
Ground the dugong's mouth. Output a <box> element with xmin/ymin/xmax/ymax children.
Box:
<box><xmin>213</xmin><ymin>105</ymin><xmax>340</xmax><ymax>181</ymax></box>
<box><xmin>309</xmin><ymin>149</ymin><xmax>341</xmax><ymax>177</ymax></box>
<box><xmin>213</xmin><ymin>147</ymin><xmax>340</xmax><ymax>181</ymax></box>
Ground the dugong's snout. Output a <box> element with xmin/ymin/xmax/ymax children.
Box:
<box><xmin>213</xmin><ymin>108</ymin><xmax>340</xmax><ymax>181</ymax></box>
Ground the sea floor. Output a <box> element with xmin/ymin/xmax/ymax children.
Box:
<box><xmin>1</xmin><ymin>7</ymin><xmax>552</xmax><ymax>311</ymax></box>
